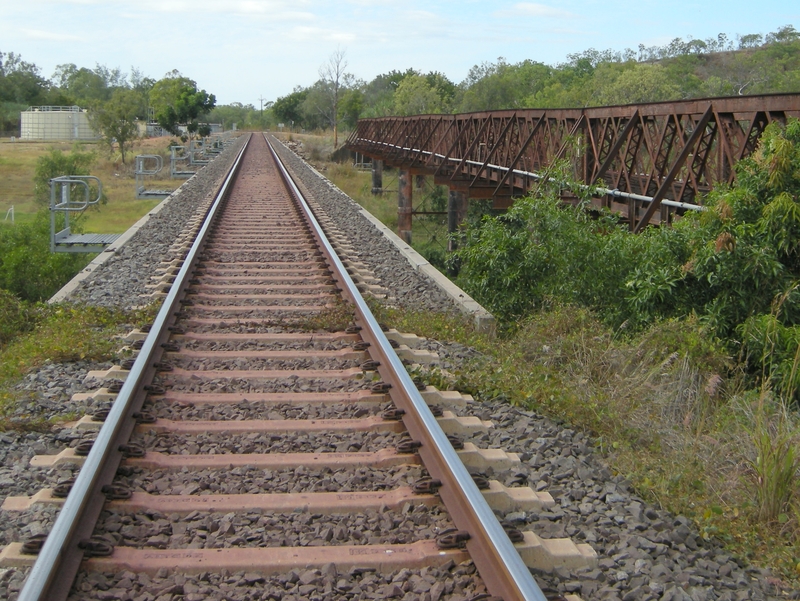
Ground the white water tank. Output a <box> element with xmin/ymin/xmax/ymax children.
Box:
<box><xmin>20</xmin><ymin>106</ymin><xmax>99</xmax><ymax>140</ymax></box>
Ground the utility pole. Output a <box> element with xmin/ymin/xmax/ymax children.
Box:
<box><xmin>258</xmin><ymin>95</ymin><xmax>266</xmax><ymax>130</ymax></box>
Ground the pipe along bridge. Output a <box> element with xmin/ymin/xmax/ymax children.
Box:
<box><xmin>345</xmin><ymin>93</ymin><xmax>800</xmax><ymax>240</ymax></box>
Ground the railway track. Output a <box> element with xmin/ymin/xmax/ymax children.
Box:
<box><xmin>1</xmin><ymin>133</ymin><xmax>596</xmax><ymax>601</ymax></box>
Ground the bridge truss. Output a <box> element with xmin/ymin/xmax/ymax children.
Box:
<box><xmin>346</xmin><ymin>94</ymin><xmax>800</xmax><ymax>232</ymax></box>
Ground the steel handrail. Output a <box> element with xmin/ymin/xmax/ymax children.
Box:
<box><xmin>134</xmin><ymin>155</ymin><xmax>164</xmax><ymax>176</ymax></box>
<box><xmin>49</xmin><ymin>176</ymin><xmax>102</xmax><ymax>212</ymax></box>
<box><xmin>19</xmin><ymin>134</ymin><xmax>251</xmax><ymax>601</ymax></box>
<box><xmin>265</xmin><ymin>134</ymin><xmax>547</xmax><ymax>601</ymax></box>
<box><xmin>349</xmin><ymin>137</ymin><xmax>706</xmax><ymax>212</ymax></box>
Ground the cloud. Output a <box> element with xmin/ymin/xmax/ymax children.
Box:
<box><xmin>170</xmin><ymin>0</ymin><xmax>308</xmax><ymax>13</ymax></box>
<box><xmin>497</xmin><ymin>3</ymin><xmax>575</xmax><ymax>18</ymax></box>
<box><xmin>289</xmin><ymin>26</ymin><xmax>357</xmax><ymax>43</ymax></box>
<box><xmin>21</xmin><ymin>28</ymin><xmax>83</xmax><ymax>42</ymax></box>
<box><xmin>46</xmin><ymin>0</ymin><xmax>313</xmax><ymax>18</ymax></box>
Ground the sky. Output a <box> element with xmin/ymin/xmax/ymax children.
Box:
<box><xmin>1</xmin><ymin>0</ymin><xmax>798</xmax><ymax>107</ymax></box>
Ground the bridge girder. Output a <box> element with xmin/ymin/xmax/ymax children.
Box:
<box><xmin>346</xmin><ymin>94</ymin><xmax>800</xmax><ymax>230</ymax></box>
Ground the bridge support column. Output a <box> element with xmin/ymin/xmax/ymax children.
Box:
<box><xmin>447</xmin><ymin>189</ymin><xmax>468</xmax><ymax>251</ymax></box>
<box><xmin>371</xmin><ymin>160</ymin><xmax>383</xmax><ymax>195</ymax></box>
<box><xmin>398</xmin><ymin>169</ymin><xmax>413</xmax><ymax>244</ymax></box>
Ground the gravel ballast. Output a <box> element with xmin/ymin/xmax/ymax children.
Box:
<box><xmin>0</xmin><ymin>134</ymin><xmax>789</xmax><ymax>601</ymax></box>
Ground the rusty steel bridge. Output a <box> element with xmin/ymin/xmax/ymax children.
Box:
<box><xmin>345</xmin><ymin>93</ymin><xmax>800</xmax><ymax>241</ymax></box>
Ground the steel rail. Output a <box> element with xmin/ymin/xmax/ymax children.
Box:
<box><xmin>350</xmin><ymin>137</ymin><xmax>707</xmax><ymax>212</ymax></box>
<box><xmin>265</xmin><ymin>134</ymin><xmax>547</xmax><ymax>601</ymax></box>
<box><xmin>17</xmin><ymin>134</ymin><xmax>252</xmax><ymax>601</ymax></box>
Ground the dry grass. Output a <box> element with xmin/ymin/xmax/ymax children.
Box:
<box><xmin>0</xmin><ymin>137</ymin><xmax>183</xmax><ymax>233</ymax></box>
<box><xmin>0</xmin><ymin>140</ymin><xmax>74</xmax><ymax>222</ymax></box>
<box><xmin>378</xmin><ymin>301</ymin><xmax>800</xmax><ymax>586</ymax></box>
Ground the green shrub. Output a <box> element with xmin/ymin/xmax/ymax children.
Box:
<box><xmin>33</xmin><ymin>145</ymin><xmax>98</xmax><ymax>206</ymax></box>
<box><xmin>453</xmin><ymin>194</ymin><xmax>671</xmax><ymax>327</ymax></box>
<box><xmin>0</xmin><ymin>289</ymin><xmax>39</xmax><ymax>347</ymax></box>
<box><xmin>0</xmin><ymin>211</ymin><xmax>90</xmax><ymax>301</ymax></box>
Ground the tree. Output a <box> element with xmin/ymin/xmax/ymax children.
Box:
<box><xmin>207</xmin><ymin>103</ymin><xmax>257</xmax><ymax>131</ymax></box>
<box><xmin>88</xmin><ymin>88</ymin><xmax>141</xmax><ymax>163</ymax></box>
<box><xmin>273</xmin><ymin>87</ymin><xmax>309</xmax><ymax>128</ymax></box>
<box><xmin>33</xmin><ymin>147</ymin><xmax>96</xmax><ymax>206</ymax></box>
<box><xmin>738</xmin><ymin>33</ymin><xmax>764</xmax><ymax>49</ymax></box>
<box><xmin>317</xmin><ymin>47</ymin><xmax>350</xmax><ymax>148</ymax></box>
<box><xmin>458</xmin><ymin>59</ymin><xmax>550</xmax><ymax>112</ymax></box>
<box><xmin>360</xmin><ymin>69</ymin><xmax>417</xmax><ymax>118</ymax></box>
<box><xmin>149</xmin><ymin>72</ymin><xmax>215</xmax><ymax>139</ymax></box>
<box><xmin>128</xmin><ymin>67</ymin><xmax>155</xmax><ymax>121</ymax></box>
<box><xmin>595</xmin><ymin>63</ymin><xmax>680</xmax><ymax>105</ymax></box>
<box><xmin>52</xmin><ymin>64</ymin><xmax>119</xmax><ymax>104</ymax></box>
<box><xmin>300</xmin><ymin>82</ymin><xmax>333</xmax><ymax>131</ymax></box>
<box><xmin>765</xmin><ymin>25</ymin><xmax>800</xmax><ymax>45</ymax></box>
<box><xmin>338</xmin><ymin>89</ymin><xmax>363</xmax><ymax>129</ymax></box>
<box><xmin>0</xmin><ymin>51</ymin><xmax>50</xmax><ymax>104</ymax></box>
<box><xmin>393</xmin><ymin>75</ymin><xmax>446</xmax><ymax>115</ymax></box>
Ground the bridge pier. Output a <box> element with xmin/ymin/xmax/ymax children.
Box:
<box><xmin>371</xmin><ymin>159</ymin><xmax>383</xmax><ymax>195</ymax></box>
<box><xmin>398</xmin><ymin>169</ymin><xmax>413</xmax><ymax>244</ymax></box>
<box><xmin>447</xmin><ymin>190</ymin><xmax>468</xmax><ymax>251</ymax></box>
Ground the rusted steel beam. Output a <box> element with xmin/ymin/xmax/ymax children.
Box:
<box><xmin>398</xmin><ymin>169</ymin><xmax>413</xmax><ymax>243</ymax></box>
<box><xmin>589</xmin><ymin>109</ymin><xmax>640</xmax><ymax>186</ymax></box>
<box><xmin>493</xmin><ymin>114</ymin><xmax>545</xmax><ymax>195</ymax></box>
<box><xmin>346</xmin><ymin>93</ymin><xmax>800</xmax><ymax>228</ymax></box>
<box><xmin>633</xmin><ymin>105</ymin><xmax>714</xmax><ymax>232</ymax></box>
<box><xmin>371</xmin><ymin>158</ymin><xmax>383</xmax><ymax>194</ymax></box>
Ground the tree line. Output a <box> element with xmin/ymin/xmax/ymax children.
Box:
<box><xmin>0</xmin><ymin>57</ymin><xmax>216</xmax><ymax>162</ymax></box>
<box><xmin>271</xmin><ymin>25</ymin><xmax>800</xmax><ymax>139</ymax></box>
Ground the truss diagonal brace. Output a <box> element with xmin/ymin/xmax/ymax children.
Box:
<box><xmin>450</xmin><ymin>117</ymin><xmax>493</xmax><ymax>181</ymax></box>
<box><xmin>590</xmin><ymin>109</ymin><xmax>640</xmax><ymax>186</ymax></box>
<box><xmin>470</xmin><ymin>113</ymin><xmax>517</xmax><ymax>187</ymax></box>
<box><xmin>493</xmin><ymin>115</ymin><xmax>545</xmax><ymax>195</ymax></box>
<box><xmin>633</xmin><ymin>105</ymin><xmax>713</xmax><ymax>233</ymax></box>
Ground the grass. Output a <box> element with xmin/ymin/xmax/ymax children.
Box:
<box><xmin>0</xmin><ymin>137</ymin><xmax>183</xmax><ymax>234</ymax></box>
<box><xmin>371</xmin><ymin>300</ymin><xmax>800</xmax><ymax>589</ymax></box>
<box><xmin>0</xmin><ymin>140</ymin><xmax>72</xmax><ymax>217</ymax></box>
<box><xmin>0</xmin><ymin>302</ymin><xmax>157</xmax><ymax>430</ymax></box>
<box><xmin>325</xmin><ymin>161</ymin><xmax>451</xmax><ymax>258</ymax></box>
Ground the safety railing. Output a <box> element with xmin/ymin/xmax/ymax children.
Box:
<box><xmin>49</xmin><ymin>175</ymin><xmax>120</xmax><ymax>253</ymax></box>
<box><xmin>170</xmin><ymin>146</ymin><xmax>196</xmax><ymax>179</ymax></box>
<box><xmin>188</xmin><ymin>139</ymin><xmax>210</xmax><ymax>166</ymax></box>
<box><xmin>134</xmin><ymin>155</ymin><xmax>172</xmax><ymax>199</ymax></box>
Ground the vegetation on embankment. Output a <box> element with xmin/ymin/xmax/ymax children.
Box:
<box><xmin>0</xmin><ymin>138</ymin><xmax>174</xmax><ymax>228</ymax></box>
<box><xmin>0</xmin><ymin>138</ymin><xmax>176</xmax><ymax>428</ymax></box>
<box><xmin>0</xmin><ymin>138</ymin><xmax>179</xmax><ymax>303</ymax></box>
<box><xmin>453</xmin><ymin>119</ymin><xmax>800</xmax><ymax>402</ymax></box>
<box><xmin>375</xmin><ymin>302</ymin><xmax>799</xmax><ymax>585</ymax></box>
<box><xmin>334</xmin><ymin>119</ymin><xmax>800</xmax><ymax>587</ymax></box>
<box><xmin>0</xmin><ymin>291</ymin><xmax>155</xmax><ymax>431</ymax></box>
